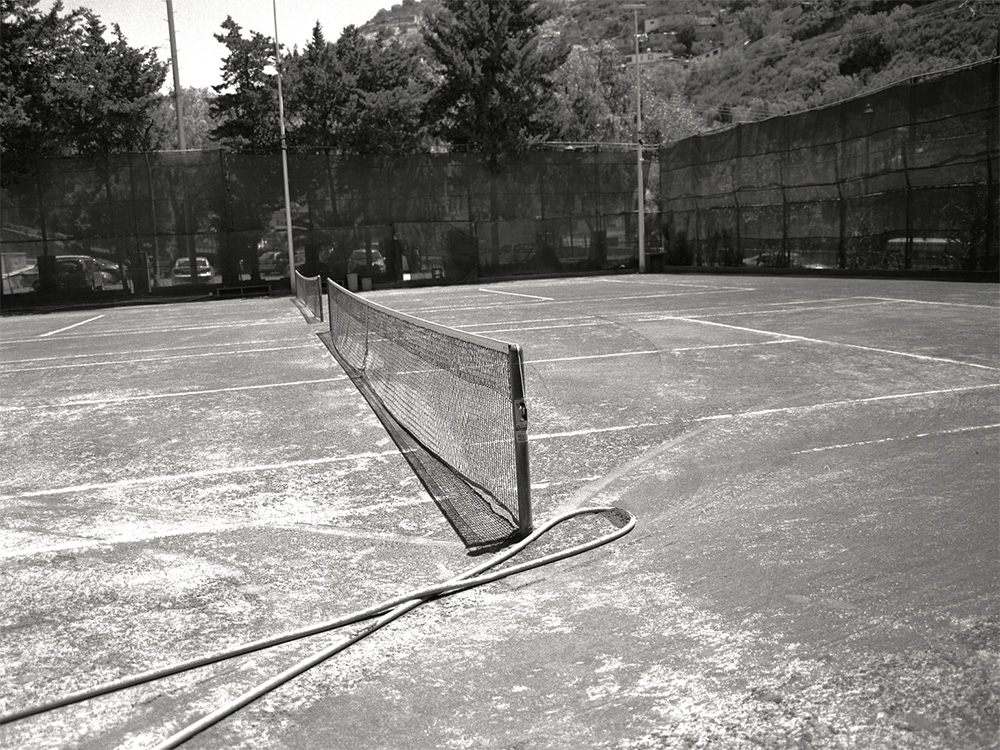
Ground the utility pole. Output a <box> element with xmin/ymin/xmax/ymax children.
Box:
<box><xmin>165</xmin><ymin>0</ymin><xmax>185</xmax><ymax>150</ymax></box>
<box><xmin>273</xmin><ymin>0</ymin><xmax>296</xmax><ymax>293</ymax></box>
<box><xmin>623</xmin><ymin>4</ymin><xmax>646</xmax><ymax>272</ymax></box>
<box><xmin>165</xmin><ymin>0</ymin><xmax>197</xmax><ymax>288</ymax></box>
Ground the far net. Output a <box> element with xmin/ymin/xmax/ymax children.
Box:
<box><xmin>294</xmin><ymin>272</ymin><xmax>323</xmax><ymax>321</ymax></box>
<box><xmin>321</xmin><ymin>280</ymin><xmax>531</xmax><ymax>550</ymax></box>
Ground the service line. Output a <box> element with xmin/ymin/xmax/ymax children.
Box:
<box><xmin>38</xmin><ymin>314</ymin><xmax>104</xmax><ymax>338</ymax></box>
<box><xmin>530</xmin><ymin>338</ymin><xmax>797</xmax><ymax>364</ymax></box>
<box><xmin>7</xmin><ymin>318</ymin><xmax>295</xmax><ymax>345</ymax></box>
<box><xmin>668</xmin><ymin>315</ymin><xmax>1000</xmax><ymax>371</ymax></box>
<box><xmin>478</xmin><ymin>288</ymin><xmax>553</xmax><ymax>301</ymax></box>
<box><xmin>0</xmin><ymin>449</ymin><xmax>400</xmax><ymax>501</ymax></box>
<box><xmin>0</xmin><ymin>377</ymin><xmax>349</xmax><ymax>412</ymax></box>
<box><xmin>791</xmin><ymin>423</ymin><xmax>1000</xmax><ymax>455</ymax></box>
<box><xmin>531</xmin><ymin>383</ymin><xmax>999</xmax><ymax>440</ymax></box>
<box><xmin>0</xmin><ymin>344</ymin><xmax>319</xmax><ymax>374</ymax></box>
<box><xmin>0</xmin><ymin>338</ymin><xmax>299</xmax><ymax>366</ymax></box>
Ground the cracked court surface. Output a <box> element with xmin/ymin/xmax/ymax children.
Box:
<box><xmin>1</xmin><ymin>274</ymin><xmax>997</xmax><ymax>748</ymax></box>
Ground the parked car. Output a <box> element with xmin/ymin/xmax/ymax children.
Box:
<box><xmin>743</xmin><ymin>252</ymin><xmax>829</xmax><ymax>270</ymax></box>
<box><xmin>93</xmin><ymin>257</ymin><xmax>127</xmax><ymax>284</ymax></box>
<box><xmin>258</xmin><ymin>250</ymin><xmax>288</xmax><ymax>275</ymax></box>
<box><xmin>347</xmin><ymin>249</ymin><xmax>387</xmax><ymax>275</ymax></box>
<box><xmin>2</xmin><ymin>264</ymin><xmax>39</xmax><ymax>293</ymax></box>
<box><xmin>23</xmin><ymin>255</ymin><xmax>101</xmax><ymax>291</ymax></box>
<box><xmin>171</xmin><ymin>256</ymin><xmax>214</xmax><ymax>283</ymax></box>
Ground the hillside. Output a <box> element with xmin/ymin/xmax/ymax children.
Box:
<box><xmin>361</xmin><ymin>0</ymin><xmax>997</xmax><ymax>127</ymax></box>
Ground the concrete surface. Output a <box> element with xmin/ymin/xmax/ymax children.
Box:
<box><xmin>0</xmin><ymin>275</ymin><xmax>997</xmax><ymax>749</ymax></box>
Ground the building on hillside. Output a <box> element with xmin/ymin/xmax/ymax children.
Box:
<box><xmin>687</xmin><ymin>45</ymin><xmax>726</xmax><ymax>69</ymax></box>
<box><xmin>644</xmin><ymin>14</ymin><xmax>689</xmax><ymax>34</ymax></box>
<box><xmin>642</xmin><ymin>12</ymin><xmax>739</xmax><ymax>51</ymax></box>
<box><xmin>624</xmin><ymin>50</ymin><xmax>675</xmax><ymax>66</ymax></box>
<box><xmin>693</xmin><ymin>15</ymin><xmax>726</xmax><ymax>44</ymax></box>
<box><xmin>360</xmin><ymin>14</ymin><xmax>422</xmax><ymax>43</ymax></box>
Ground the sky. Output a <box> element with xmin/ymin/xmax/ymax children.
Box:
<box><xmin>47</xmin><ymin>0</ymin><xmax>399</xmax><ymax>90</ymax></box>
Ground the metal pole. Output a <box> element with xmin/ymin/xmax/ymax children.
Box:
<box><xmin>624</xmin><ymin>4</ymin><xmax>646</xmax><ymax>272</ymax></box>
<box><xmin>165</xmin><ymin>0</ymin><xmax>197</xmax><ymax>286</ymax></box>
<box><xmin>273</xmin><ymin>0</ymin><xmax>296</xmax><ymax>293</ymax></box>
<box><xmin>165</xmin><ymin>0</ymin><xmax>185</xmax><ymax>150</ymax></box>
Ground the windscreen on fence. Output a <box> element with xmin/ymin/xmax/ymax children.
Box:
<box><xmin>3</xmin><ymin>59</ymin><xmax>996</xmax><ymax>303</ymax></box>
<box><xmin>659</xmin><ymin>58</ymin><xmax>999</xmax><ymax>272</ymax></box>
<box><xmin>1</xmin><ymin>148</ymin><xmax>644</xmax><ymax>300</ymax></box>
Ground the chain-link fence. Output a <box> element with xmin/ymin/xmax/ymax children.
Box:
<box><xmin>3</xmin><ymin>60</ymin><xmax>996</xmax><ymax>304</ymax></box>
<box><xmin>659</xmin><ymin>58</ymin><xmax>999</xmax><ymax>272</ymax></box>
<box><xmin>1</xmin><ymin>148</ymin><xmax>643</xmax><ymax>300</ymax></box>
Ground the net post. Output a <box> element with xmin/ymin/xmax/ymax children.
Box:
<box><xmin>508</xmin><ymin>344</ymin><xmax>532</xmax><ymax>537</ymax></box>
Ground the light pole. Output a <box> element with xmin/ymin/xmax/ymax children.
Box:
<box><xmin>273</xmin><ymin>0</ymin><xmax>296</xmax><ymax>293</ymax></box>
<box><xmin>623</xmin><ymin>3</ymin><xmax>646</xmax><ymax>272</ymax></box>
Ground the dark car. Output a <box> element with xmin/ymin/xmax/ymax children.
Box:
<box><xmin>93</xmin><ymin>257</ymin><xmax>128</xmax><ymax>284</ymax></box>
<box><xmin>347</xmin><ymin>249</ymin><xmax>387</xmax><ymax>275</ymax></box>
<box><xmin>258</xmin><ymin>250</ymin><xmax>288</xmax><ymax>275</ymax></box>
<box><xmin>24</xmin><ymin>255</ymin><xmax>100</xmax><ymax>291</ymax></box>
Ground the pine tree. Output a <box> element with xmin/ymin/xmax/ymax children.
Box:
<box><xmin>0</xmin><ymin>0</ymin><xmax>166</xmax><ymax>182</ymax></box>
<box><xmin>209</xmin><ymin>16</ymin><xmax>279</xmax><ymax>151</ymax></box>
<box><xmin>423</xmin><ymin>0</ymin><xmax>567</xmax><ymax>170</ymax></box>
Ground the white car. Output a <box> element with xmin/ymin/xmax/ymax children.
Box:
<box><xmin>171</xmin><ymin>256</ymin><xmax>214</xmax><ymax>283</ymax></box>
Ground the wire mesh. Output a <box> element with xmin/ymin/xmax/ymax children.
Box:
<box><xmin>659</xmin><ymin>59</ymin><xmax>999</xmax><ymax>272</ymax></box>
<box><xmin>324</xmin><ymin>279</ymin><xmax>530</xmax><ymax>550</ymax></box>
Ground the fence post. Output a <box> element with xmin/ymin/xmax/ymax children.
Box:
<box><xmin>734</xmin><ymin>124</ymin><xmax>743</xmax><ymax>262</ymax></box>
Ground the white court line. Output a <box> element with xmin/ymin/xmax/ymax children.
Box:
<box><xmin>38</xmin><ymin>315</ymin><xmax>104</xmax><ymax>338</ymax></box>
<box><xmin>602</xmin><ymin>277</ymin><xmax>751</xmax><ymax>291</ymax></box>
<box><xmin>407</xmin><ymin>287</ymin><xmax>744</xmax><ymax>316</ymax></box>
<box><xmin>672</xmin><ymin>339</ymin><xmax>798</xmax><ymax>353</ymax></box>
<box><xmin>0</xmin><ymin>377</ymin><xmax>348</xmax><ymax>412</ymax></box>
<box><xmin>0</xmin><ymin>339</ymin><xmax>295</xmax><ymax>366</ymax></box>
<box><xmin>5</xmin><ymin>318</ymin><xmax>295</xmax><ymax>345</ymax></box>
<box><xmin>478</xmin><ymin>288</ymin><xmax>553</xmax><ymax>301</ymax></box>
<box><xmin>532</xmin><ymin>350</ymin><xmax>659</xmax><ymax>364</ymax></box>
<box><xmin>0</xmin><ymin>450</ymin><xmax>400</xmax><ymax>501</ymax></box>
<box><xmin>690</xmin><ymin>383</ymin><xmax>1000</xmax><ymax>423</ymax></box>
<box><xmin>530</xmin><ymin>339</ymin><xmax>797</xmax><ymax>364</ymax></box>
<box><xmin>0</xmin><ymin>344</ymin><xmax>318</xmax><ymax>374</ymax></box>
<box><xmin>472</xmin><ymin>321</ymin><xmax>614</xmax><ymax>335</ymax></box>
<box><xmin>667</xmin><ymin>315</ymin><xmax>1000</xmax><ymax>372</ymax></box>
<box><xmin>632</xmin><ymin>299</ymin><xmax>899</xmax><ymax>322</ymax></box>
<box><xmin>531</xmin><ymin>383</ymin><xmax>999</xmax><ymax>440</ymax></box>
<box><xmin>454</xmin><ymin>315</ymin><xmax>597</xmax><ymax>330</ymax></box>
<box><xmin>615</xmin><ymin>296</ymin><xmax>884</xmax><ymax>322</ymax></box>
<box><xmin>863</xmin><ymin>295</ymin><xmax>998</xmax><ymax>310</ymax></box>
<box><xmin>791</xmin><ymin>423</ymin><xmax>1000</xmax><ymax>455</ymax></box>
<box><xmin>0</xmin><ymin>520</ymin><xmax>455</xmax><ymax>560</ymax></box>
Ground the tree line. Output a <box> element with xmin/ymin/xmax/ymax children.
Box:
<box><xmin>1</xmin><ymin>0</ymin><xmax>707</xmax><ymax>190</ymax></box>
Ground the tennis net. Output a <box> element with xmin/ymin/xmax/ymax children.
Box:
<box><xmin>294</xmin><ymin>272</ymin><xmax>324</xmax><ymax>321</ymax></box>
<box><xmin>322</xmin><ymin>280</ymin><xmax>531</xmax><ymax>550</ymax></box>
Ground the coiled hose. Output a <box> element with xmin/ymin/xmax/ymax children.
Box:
<box><xmin>1</xmin><ymin>506</ymin><xmax>635</xmax><ymax>748</ymax></box>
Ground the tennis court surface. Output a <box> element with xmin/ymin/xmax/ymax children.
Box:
<box><xmin>1</xmin><ymin>274</ymin><xmax>997</xmax><ymax>749</ymax></box>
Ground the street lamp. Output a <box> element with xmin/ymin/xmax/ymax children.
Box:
<box><xmin>623</xmin><ymin>3</ymin><xmax>646</xmax><ymax>272</ymax></box>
